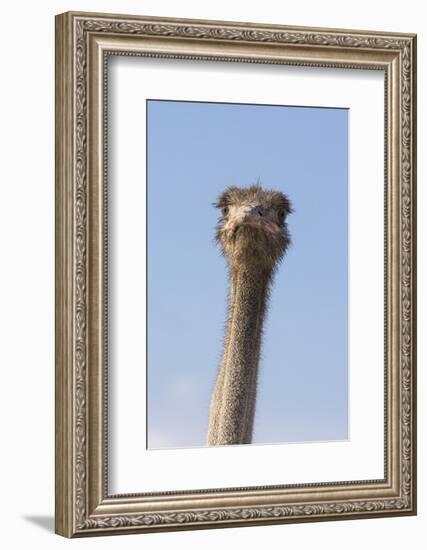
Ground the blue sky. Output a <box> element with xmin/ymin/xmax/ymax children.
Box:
<box><xmin>147</xmin><ymin>100</ymin><xmax>348</xmax><ymax>449</ymax></box>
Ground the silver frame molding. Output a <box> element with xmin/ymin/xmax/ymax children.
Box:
<box><xmin>55</xmin><ymin>11</ymin><xmax>417</xmax><ymax>538</ymax></box>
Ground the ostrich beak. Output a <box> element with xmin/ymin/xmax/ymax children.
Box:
<box><xmin>244</xmin><ymin>206</ymin><xmax>281</xmax><ymax>235</ymax></box>
<box><xmin>225</xmin><ymin>206</ymin><xmax>281</xmax><ymax>235</ymax></box>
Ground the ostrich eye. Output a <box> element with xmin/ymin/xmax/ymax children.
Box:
<box><xmin>221</xmin><ymin>206</ymin><xmax>229</xmax><ymax>217</ymax></box>
<box><xmin>278</xmin><ymin>209</ymin><xmax>285</xmax><ymax>223</ymax></box>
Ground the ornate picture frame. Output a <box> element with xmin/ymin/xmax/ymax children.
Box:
<box><xmin>55</xmin><ymin>11</ymin><xmax>417</xmax><ymax>537</ymax></box>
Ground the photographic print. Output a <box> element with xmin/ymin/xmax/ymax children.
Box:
<box><xmin>56</xmin><ymin>12</ymin><xmax>416</xmax><ymax>537</ymax></box>
<box><xmin>147</xmin><ymin>100</ymin><xmax>348</xmax><ymax>449</ymax></box>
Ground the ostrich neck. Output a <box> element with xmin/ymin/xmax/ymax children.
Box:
<box><xmin>215</xmin><ymin>265</ymin><xmax>271</xmax><ymax>445</ymax></box>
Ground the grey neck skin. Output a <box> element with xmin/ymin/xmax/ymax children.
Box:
<box><xmin>207</xmin><ymin>266</ymin><xmax>271</xmax><ymax>445</ymax></box>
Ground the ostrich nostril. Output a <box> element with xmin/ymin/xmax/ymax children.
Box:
<box><xmin>257</xmin><ymin>208</ymin><xmax>263</xmax><ymax>216</ymax></box>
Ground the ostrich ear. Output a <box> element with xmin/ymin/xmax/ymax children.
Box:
<box><xmin>280</xmin><ymin>194</ymin><xmax>294</xmax><ymax>216</ymax></box>
<box><xmin>213</xmin><ymin>188</ymin><xmax>235</xmax><ymax>209</ymax></box>
<box><xmin>286</xmin><ymin>197</ymin><xmax>294</xmax><ymax>215</ymax></box>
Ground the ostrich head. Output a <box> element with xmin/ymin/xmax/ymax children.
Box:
<box><xmin>215</xmin><ymin>184</ymin><xmax>292</xmax><ymax>273</ymax></box>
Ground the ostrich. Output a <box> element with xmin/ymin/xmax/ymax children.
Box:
<box><xmin>207</xmin><ymin>184</ymin><xmax>292</xmax><ymax>446</ymax></box>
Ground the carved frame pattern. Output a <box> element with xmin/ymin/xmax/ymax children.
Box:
<box><xmin>55</xmin><ymin>11</ymin><xmax>416</xmax><ymax>537</ymax></box>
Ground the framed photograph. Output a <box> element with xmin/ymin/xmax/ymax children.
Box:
<box><xmin>55</xmin><ymin>11</ymin><xmax>417</xmax><ymax>537</ymax></box>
